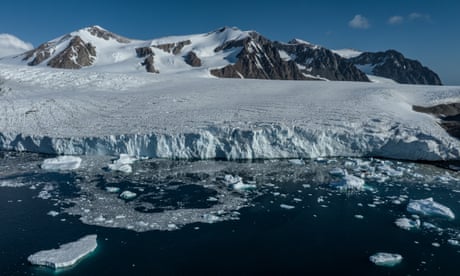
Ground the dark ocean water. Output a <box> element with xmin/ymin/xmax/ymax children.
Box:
<box><xmin>1</xmin><ymin>152</ymin><xmax>460</xmax><ymax>275</ymax></box>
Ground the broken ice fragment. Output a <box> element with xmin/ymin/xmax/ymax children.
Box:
<box><xmin>394</xmin><ymin>217</ymin><xmax>420</xmax><ymax>231</ymax></box>
<box><xmin>28</xmin><ymin>235</ymin><xmax>97</xmax><ymax>269</ymax></box>
<box><xmin>108</xmin><ymin>154</ymin><xmax>137</xmax><ymax>173</ymax></box>
<box><xmin>330</xmin><ymin>174</ymin><xmax>365</xmax><ymax>191</ymax></box>
<box><xmin>119</xmin><ymin>191</ymin><xmax>137</xmax><ymax>200</ymax></box>
<box><xmin>41</xmin><ymin>156</ymin><xmax>82</xmax><ymax>171</ymax></box>
<box><xmin>280</xmin><ymin>204</ymin><xmax>295</xmax><ymax>210</ymax></box>
<box><xmin>369</xmin><ymin>252</ymin><xmax>403</xmax><ymax>267</ymax></box>
<box><xmin>407</xmin><ymin>198</ymin><xmax>455</xmax><ymax>219</ymax></box>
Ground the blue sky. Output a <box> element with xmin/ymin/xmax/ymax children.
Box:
<box><xmin>1</xmin><ymin>0</ymin><xmax>459</xmax><ymax>84</ymax></box>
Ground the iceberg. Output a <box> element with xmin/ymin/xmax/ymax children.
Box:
<box><xmin>41</xmin><ymin>156</ymin><xmax>82</xmax><ymax>170</ymax></box>
<box><xmin>330</xmin><ymin>173</ymin><xmax>365</xmax><ymax>191</ymax></box>
<box><xmin>28</xmin><ymin>234</ymin><xmax>97</xmax><ymax>269</ymax></box>
<box><xmin>224</xmin><ymin>174</ymin><xmax>256</xmax><ymax>190</ymax></box>
<box><xmin>369</xmin><ymin>252</ymin><xmax>403</xmax><ymax>267</ymax></box>
<box><xmin>119</xmin><ymin>190</ymin><xmax>137</xmax><ymax>200</ymax></box>
<box><xmin>394</xmin><ymin>217</ymin><xmax>420</xmax><ymax>231</ymax></box>
<box><xmin>407</xmin><ymin>198</ymin><xmax>455</xmax><ymax>219</ymax></box>
<box><xmin>108</xmin><ymin>154</ymin><xmax>137</xmax><ymax>173</ymax></box>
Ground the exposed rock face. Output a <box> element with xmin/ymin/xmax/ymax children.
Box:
<box><xmin>276</xmin><ymin>40</ymin><xmax>369</xmax><ymax>81</ymax></box>
<box><xmin>154</xmin><ymin>40</ymin><xmax>191</xmax><ymax>55</ymax></box>
<box><xmin>350</xmin><ymin>50</ymin><xmax>442</xmax><ymax>85</ymax></box>
<box><xmin>184</xmin><ymin>51</ymin><xmax>201</xmax><ymax>67</ymax></box>
<box><xmin>141</xmin><ymin>55</ymin><xmax>158</xmax><ymax>73</ymax></box>
<box><xmin>211</xmin><ymin>33</ymin><xmax>310</xmax><ymax>80</ymax></box>
<box><xmin>135</xmin><ymin>47</ymin><xmax>153</xmax><ymax>58</ymax></box>
<box><xmin>22</xmin><ymin>35</ymin><xmax>96</xmax><ymax>69</ymax></box>
<box><xmin>413</xmin><ymin>103</ymin><xmax>460</xmax><ymax>139</ymax></box>
<box><xmin>87</xmin><ymin>26</ymin><xmax>130</xmax><ymax>43</ymax></box>
<box><xmin>47</xmin><ymin>37</ymin><xmax>96</xmax><ymax>69</ymax></box>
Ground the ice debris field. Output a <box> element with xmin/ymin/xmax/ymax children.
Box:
<box><xmin>2</xmin><ymin>151</ymin><xmax>460</xmax><ymax>271</ymax></box>
<box><xmin>1</xmin><ymin>64</ymin><xmax>460</xmax><ymax>160</ymax></box>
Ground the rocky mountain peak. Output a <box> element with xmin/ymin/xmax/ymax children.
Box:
<box><xmin>349</xmin><ymin>49</ymin><xmax>442</xmax><ymax>85</ymax></box>
<box><xmin>84</xmin><ymin>25</ymin><xmax>131</xmax><ymax>43</ymax></box>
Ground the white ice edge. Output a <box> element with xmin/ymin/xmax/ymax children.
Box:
<box><xmin>0</xmin><ymin>122</ymin><xmax>458</xmax><ymax>161</ymax></box>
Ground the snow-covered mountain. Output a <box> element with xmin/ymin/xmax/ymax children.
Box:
<box><xmin>1</xmin><ymin>26</ymin><xmax>441</xmax><ymax>85</ymax></box>
<box><xmin>346</xmin><ymin>50</ymin><xmax>442</xmax><ymax>85</ymax></box>
<box><xmin>0</xmin><ymin>34</ymin><xmax>33</xmax><ymax>58</ymax></box>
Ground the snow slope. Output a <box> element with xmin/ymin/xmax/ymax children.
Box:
<box><xmin>0</xmin><ymin>34</ymin><xmax>33</xmax><ymax>57</ymax></box>
<box><xmin>2</xmin><ymin>26</ymin><xmax>249</xmax><ymax>75</ymax></box>
<box><xmin>0</xmin><ymin>64</ymin><xmax>460</xmax><ymax>160</ymax></box>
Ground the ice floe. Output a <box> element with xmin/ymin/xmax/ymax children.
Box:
<box><xmin>369</xmin><ymin>252</ymin><xmax>403</xmax><ymax>267</ymax></box>
<box><xmin>394</xmin><ymin>217</ymin><xmax>421</xmax><ymax>231</ymax></box>
<box><xmin>28</xmin><ymin>235</ymin><xmax>97</xmax><ymax>269</ymax></box>
<box><xmin>41</xmin><ymin>156</ymin><xmax>82</xmax><ymax>170</ymax></box>
<box><xmin>108</xmin><ymin>154</ymin><xmax>137</xmax><ymax>173</ymax></box>
<box><xmin>330</xmin><ymin>173</ymin><xmax>365</xmax><ymax>191</ymax></box>
<box><xmin>280</xmin><ymin>204</ymin><xmax>295</xmax><ymax>210</ymax></box>
<box><xmin>407</xmin><ymin>198</ymin><xmax>455</xmax><ymax>220</ymax></box>
<box><xmin>119</xmin><ymin>190</ymin><xmax>137</xmax><ymax>200</ymax></box>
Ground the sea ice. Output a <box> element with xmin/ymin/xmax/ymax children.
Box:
<box><xmin>108</xmin><ymin>154</ymin><xmax>137</xmax><ymax>173</ymax></box>
<box><xmin>329</xmin><ymin>167</ymin><xmax>346</xmax><ymax>177</ymax></box>
<box><xmin>280</xmin><ymin>204</ymin><xmax>295</xmax><ymax>210</ymax></box>
<box><xmin>28</xmin><ymin>235</ymin><xmax>97</xmax><ymax>269</ymax></box>
<box><xmin>394</xmin><ymin>217</ymin><xmax>420</xmax><ymax>231</ymax></box>
<box><xmin>407</xmin><ymin>198</ymin><xmax>455</xmax><ymax>219</ymax></box>
<box><xmin>119</xmin><ymin>190</ymin><xmax>137</xmax><ymax>200</ymax></box>
<box><xmin>330</xmin><ymin>174</ymin><xmax>365</xmax><ymax>191</ymax></box>
<box><xmin>41</xmin><ymin>156</ymin><xmax>82</xmax><ymax>170</ymax></box>
<box><xmin>369</xmin><ymin>252</ymin><xmax>403</xmax><ymax>267</ymax></box>
<box><xmin>224</xmin><ymin>174</ymin><xmax>256</xmax><ymax>190</ymax></box>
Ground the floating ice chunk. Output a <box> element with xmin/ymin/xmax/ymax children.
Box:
<box><xmin>47</xmin><ymin>211</ymin><xmax>59</xmax><ymax>217</ymax></box>
<box><xmin>105</xmin><ymin>187</ymin><xmax>120</xmax><ymax>193</ymax></box>
<box><xmin>280</xmin><ymin>204</ymin><xmax>295</xmax><ymax>210</ymax></box>
<box><xmin>331</xmin><ymin>174</ymin><xmax>365</xmax><ymax>191</ymax></box>
<box><xmin>432</xmin><ymin>242</ymin><xmax>441</xmax><ymax>247</ymax></box>
<box><xmin>41</xmin><ymin>156</ymin><xmax>82</xmax><ymax>171</ymax></box>
<box><xmin>369</xmin><ymin>252</ymin><xmax>403</xmax><ymax>267</ymax></box>
<box><xmin>329</xmin><ymin>167</ymin><xmax>346</xmax><ymax>177</ymax></box>
<box><xmin>0</xmin><ymin>180</ymin><xmax>26</xmax><ymax>187</ymax></box>
<box><xmin>394</xmin><ymin>217</ymin><xmax>420</xmax><ymax>231</ymax></box>
<box><xmin>28</xmin><ymin>235</ymin><xmax>97</xmax><ymax>269</ymax></box>
<box><xmin>224</xmin><ymin>174</ymin><xmax>256</xmax><ymax>190</ymax></box>
<box><xmin>119</xmin><ymin>190</ymin><xmax>137</xmax><ymax>200</ymax></box>
<box><xmin>202</xmin><ymin>214</ymin><xmax>220</xmax><ymax>223</ymax></box>
<box><xmin>108</xmin><ymin>154</ymin><xmax>137</xmax><ymax>173</ymax></box>
<box><xmin>354</xmin><ymin>214</ymin><xmax>364</xmax><ymax>219</ymax></box>
<box><xmin>448</xmin><ymin>239</ymin><xmax>460</xmax><ymax>246</ymax></box>
<box><xmin>407</xmin><ymin>198</ymin><xmax>455</xmax><ymax>219</ymax></box>
<box><xmin>288</xmin><ymin>159</ymin><xmax>304</xmax><ymax>165</ymax></box>
<box><xmin>233</xmin><ymin>182</ymin><xmax>256</xmax><ymax>190</ymax></box>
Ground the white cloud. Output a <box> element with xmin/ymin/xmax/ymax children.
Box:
<box><xmin>409</xmin><ymin>12</ymin><xmax>431</xmax><ymax>21</ymax></box>
<box><xmin>0</xmin><ymin>34</ymin><xmax>33</xmax><ymax>58</ymax></box>
<box><xmin>348</xmin><ymin>14</ymin><xmax>370</xmax><ymax>29</ymax></box>
<box><xmin>388</xmin><ymin>16</ymin><xmax>404</xmax><ymax>25</ymax></box>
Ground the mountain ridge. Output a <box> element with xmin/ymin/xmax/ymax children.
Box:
<box><xmin>0</xmin><ymin>25</ymin><xmax>441</xmax><ymax>85</ymax></box>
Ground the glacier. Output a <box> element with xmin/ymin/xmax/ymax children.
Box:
<box><xmin>1</xmin><ymin>64</ymin><xmax>460</xmax><ymax>161</ymax></box>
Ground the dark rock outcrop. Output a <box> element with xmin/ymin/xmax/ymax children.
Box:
<box><xmin>350</xmin><ymin>50</ymin><xmax>442</xmax><ymax>85</ymax></box>
<box><xmin>276</xmin><ymin>40</ymin><xmax>369</xmax><ymax>81</ymax></box>
<box><xmin>184</xmin><ymin>51</ymin><xmax>201</xmax><ymax>67</ymax></box>
<box><xmin>211</xmin><ymin>32</ymin><xmax>311</xmax><ymax>80</ymax></box>
<box><xmin>413</xmin><ymin>103</ymin><xmax>460</xmax><ymax>139</ymax></box>
<box><xmin>135</xmin><ymin>47</ymin><xmax>153</xmax><ymax>58</ymax></box>
<box><xmin>47</xmin><ymin>37</ymin><xmax>96</xmax><ymax>69</ymax></box>
<box><xmin>87</xmin><ymin>26</ymin><xmax>130</xmax><ymax>43</ymax></box>
<box><xmin>154</xmin><ymin>40</ymin><xmax>191</xmax><ymax>55</ymax></box>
